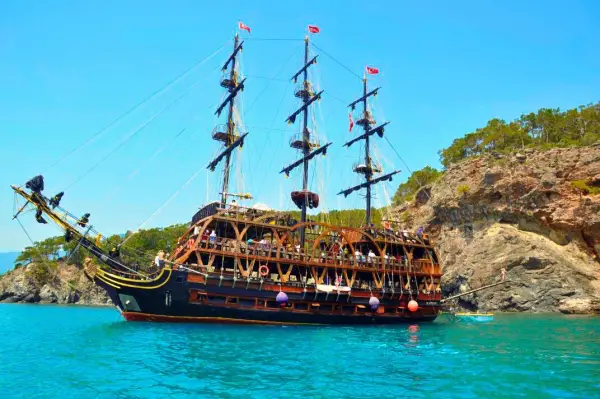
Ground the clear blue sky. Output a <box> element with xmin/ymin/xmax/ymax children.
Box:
<box><xmin>1</xmin><ymin>0</ymin><xmax>599</xmax><ymax>252</ymax></box>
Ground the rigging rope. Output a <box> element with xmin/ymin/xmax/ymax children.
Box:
<box><xmin>384</xmin><ymin>135</ymin><xmax>432</xmax><ymax>201</ymax></box>
<box><xmin>119</xmin><ymin>163</ymin><xmax>207</xmax><ymax>247</ymax></box>
<box><xmin>41</xmin><ymin>43</ymin><xmax>227</xmax><ymax>174</ymax></box>
<box><xmin>311</xmin><ymin>43</ymin><xmax>362</xmax><ymax>81</ymax></box>
<box><xmin>62</xmin><ymin>74</ymin><xmax>210</xmax><ymax>191</ymax></box>
<box><xmin>244</xmin><ymin>49</ymin><xmax>298</xmax><ymax>117</ymax></box>
<box><xmin>245</xmin><ymin>38</ymin><xmax>303</xmax><ymax>42</ymax></box>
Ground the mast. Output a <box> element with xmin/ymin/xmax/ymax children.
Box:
<box><xmin>301</xmin><ymin>37</ymin><xmax>310</xmax><ymax>236</ymax></box>
<box><xmin>362</xmin><ymin>78</ymin><xmax>372</xmax><ymax>224</ymax></box>
<box><xmin>281</xmin><ymin>35</ymin><xmax>331</xmax><ymax>246</ymax></box>
<box><xmin>338</xmin><ymin>75</ymin><xmax>400</xmax><ymax>226</ymax></box>
<box><xmin>207</xmin><ymin>34</ymin><xmax>247</xmax><ymax>206</ymax></box>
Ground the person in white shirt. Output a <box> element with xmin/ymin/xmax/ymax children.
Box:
<box><xmin>367</xmin><ymin>250</ymin><xmax>376</xmax><ymax>263</ymax></box>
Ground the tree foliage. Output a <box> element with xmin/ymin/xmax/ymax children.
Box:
<box><xmin>438</xmin><ymin>103</ymin><xmax>600</xmax><ymax>167</ymax></box>
<box><xmin>13</xmin><ymin>224</ymin><xmax>188</xmax><ymax>273</ymax></box>
<box><xmin>392</xmin><ymin>166</ymin><xmax>442</xmax><ymax>205</ymax></box>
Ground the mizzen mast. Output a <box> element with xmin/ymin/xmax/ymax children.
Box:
<box><xmin>280</xmin><ymin>31</ymin><xmax>331</xmax><ymax>246</ymax></box>
<box><xmin>338</xmin><ymin>72</ymin><xmax>400</xmax><ymax>226</ymax></box>
<box><xmin>207</xmin><ymin>33</ymin><xmax>248</xmax><ymax>206</ymax></box>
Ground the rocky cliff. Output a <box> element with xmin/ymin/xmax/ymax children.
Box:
<box><xmin>0</xmin><ymin>262</ymin><xmax>109</xmax><ymax>306</ymax></box>
<box><xmin>395</xmin><ymin>144</ymin><xmax>600</xmax><ymax>314</ymax></box>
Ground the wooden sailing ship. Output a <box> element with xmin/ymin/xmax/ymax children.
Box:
<box><xmin>11</xmin><ymin>27</ymin><xmax>443</xmax><ymax>325</ymax></box>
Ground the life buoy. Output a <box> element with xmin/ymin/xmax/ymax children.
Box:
<box><xmin>259</xmin><ymin>265</ymin><xmax>269</xmax><ymax>277</ymax></box>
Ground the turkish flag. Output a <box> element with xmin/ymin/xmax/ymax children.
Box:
<box><xmin>308</xmin><ymin>25</ymin><xmax>320</xmax><ymax>34</ymax></box>
<box><xmin>366</xmin><ymin>66</ymin><xmax>379</xmax><ymax>75</ymax></box>
<box><xmin>349</xmin><ymin>112</ymin><xmax>354</xmax><ymax>132</ymax></box>
<box><xmin>238</xmin><ymin>22</ymin><xmax>251</xmax><ymax>33</ymax></box>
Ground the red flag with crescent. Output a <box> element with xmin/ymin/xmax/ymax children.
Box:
<box><xmin>308</xmin><ymin>25</ymin><xmax>320</xmax><ymax>34</ymax></box>
<box><xmin>349</xmin><ymin>112</ymin><xmax>354</xmax><ymax>132</ymax></box>
<box><xmin>366</xmin><ymin>66</ymin><xmax>379</xmax><ymax>75</ymax></box>
<box><xmin>238</xmin><ymin>22</ymin><xmax>251</xmax><ymax>33</ymax></box>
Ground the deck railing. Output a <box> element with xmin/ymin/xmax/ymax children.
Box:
<box><xmin>177</xmin><ymin>234</ymin><xmax>440</xmax><ymax>275</ymax></box>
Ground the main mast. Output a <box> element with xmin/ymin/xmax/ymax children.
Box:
<box><xmin>338</xmin><ymin>74</ymin><xmax>400</xmax><ymax>226</ymax></box>
<box><xmin>281</xmin><ymin>34</ymin><xmax>331</xmax><ymax>246</ymax></box>
<box><xmin>207</xmin><ymin>33</ymin><xmax>248</xmax><ymax>206</ymax></box>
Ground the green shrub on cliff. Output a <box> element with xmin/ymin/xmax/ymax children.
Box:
<box><xmin>438</xmin><ymin>103</ymin><xmax>600</xmax><ymax>167</ymax></box>
<box><xmin>392</xmin><ymin>166</ymin><xmax>443</xmax><ymax>205</ymax></box>
<box><xmin>571</xmin><ymin>180</ymin><xmax>600</xmax><ymax>195</ymax></box>
<box><xmin>457</xmin><ymin>184</ymin><xmax>470</xmax><ymax>196</ymax></box>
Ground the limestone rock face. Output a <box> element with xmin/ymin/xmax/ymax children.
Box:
<box><xmin>558</xmin><ymin>298</ymin><xmax>600</xmax><ymax>314</ymax></box>
<box><xmin>0</xmin><ymin>263</ymin><xmax>110</xmax><ymax>306</ymax></box>
<box><xmin>392</xmin><ymin>145</ymin><xmax>600</xmax><ymax>314</ymax></box>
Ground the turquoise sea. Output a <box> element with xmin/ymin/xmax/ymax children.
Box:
<box><xmin>0</xmin><ymin>304</ymin><xmax>598</xmax><ymax>398</ymax></box>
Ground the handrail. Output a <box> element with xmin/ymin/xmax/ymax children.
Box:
<box><xmin>185</xmin><ymin>235</ymin><xmax>442</xmax><ymax>275</ymax></box>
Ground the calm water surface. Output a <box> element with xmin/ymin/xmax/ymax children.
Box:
<box><xmin>0</xmin><ymin>304</ymin><xmax>598</xmax><ymax>398</ymax></box>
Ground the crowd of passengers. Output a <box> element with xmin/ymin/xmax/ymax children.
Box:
<box><xmin>173</xmin><ymin>225</ymin><xmax>435</xmax><ymax>271</ymax></box>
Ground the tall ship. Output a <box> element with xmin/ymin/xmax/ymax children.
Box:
<box><xmin>11</xmin><ymin>25</ymin><xmax>443</xmax><ymax>325</ymax></box>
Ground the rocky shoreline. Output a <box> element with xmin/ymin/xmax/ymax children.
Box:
<box><xmin>0</xmin><ymin>263</ymin><xmax>110</xmax><ymax>306</ymax></box>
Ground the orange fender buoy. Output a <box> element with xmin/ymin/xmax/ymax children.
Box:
<box><xmin>408</xmin><ymin>300</ymin><xmax>419</xmax><ymax>312</ymax></box>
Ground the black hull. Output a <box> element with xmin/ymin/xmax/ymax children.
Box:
<box><xmin>95</xmin><ymin>269</ymin><xmax>440</xmax><ymax>326</ymax></box>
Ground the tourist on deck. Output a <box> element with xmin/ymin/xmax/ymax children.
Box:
<box><xmin>416</xmin><ymin>226</ymin><xmax>424</xmax><ymax>239</ymax></box>
<box><xmin>155</xmin><ymin>250</ymin><xmax>165</xmax><ymax>269</ymax></box>
<box><xmin>258</xmin><ymin>237</ymin><xmax>268</xmax><ymax>253</ymax></box>
<box><xmin>209</xmin><ymin>230</ymin><xmax>217</xmax><ymax>247</ymax></box>
<box><xmin>353</xmin><ymin>249</ymin><xmax>362</xmax><ymax>264</ymax></box>
<box><xmin>367</xmin><ymin>249</ymin><xmax>376</xmax><ymax>263</ymax></box>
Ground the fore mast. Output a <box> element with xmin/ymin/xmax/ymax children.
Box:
<box><xmin>281</xmin><ymin>33</ymin><xmax>331</xmax><ymax>246</ymax></box>
<box><xmin>207</xmin><ymin>33</ymin><xmax>248</xmax><ymax>206</ymax></box>
<box><xmin>338</xmin><ymin>71</ymin><xmax>400</xmax><ymax>226</ymax></box>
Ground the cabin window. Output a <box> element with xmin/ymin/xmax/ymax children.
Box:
<box><xmin>384</xmin><ymin>307</ymin><xmax>395</xmax><ymax>314</ymax></box>
<box><xmin>226</xmin><ymin>297</ymin><xmax>238</xmax><ymax>305</ymax></box>
<box><xmin>342</xmin><ymin>305</ymin><xmax>354</xmax><ymax>313</ymax></box>
<box><xmin>266</xmin><ymin>301</ymin><xmax>280</xmax><ymax>309</ymax></box>
<box><xmin>207</xmin><ymin>295</ymin><xmax>226</xmax><ymax>304</ymax></box>
<box><xmin>190</xmin><ymin>291</ymin><xmax>207</xmax><ymax>302</ymax></box>
<box><xmin>310</xmin><ymin>303</ymin><xmax>321</xmax><ymax>311</ymax></box>
<box><xmin>332</xmin><ymin>304</ymin><xmax>342</xmax><ymax>312</ymax></box>
<box><xmin>294</xmin><ymin>303</ymin><xmax>308</xmax><ymax>311</ymax></box>
<box><xmin>239</xmin><ymin>298</ymin><xmax>255</xmax><ymax>307</ymax></box>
